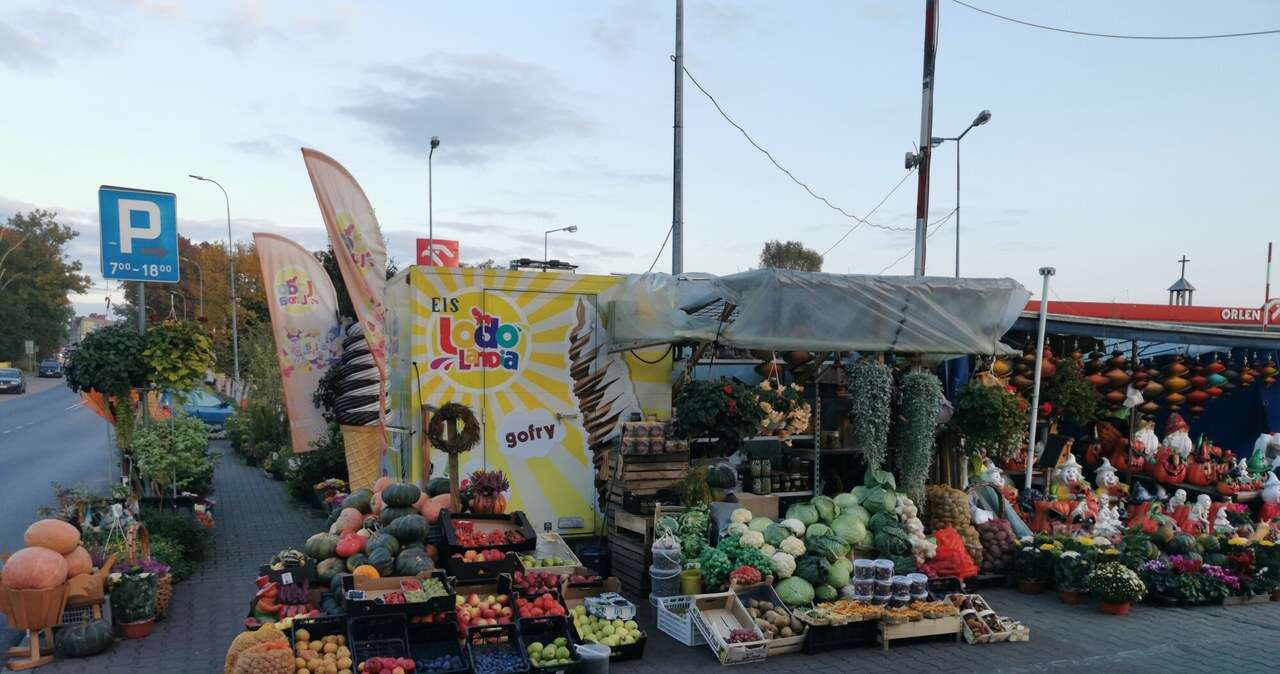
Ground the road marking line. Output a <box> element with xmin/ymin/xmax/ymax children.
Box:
<box><xmin>65</xmin><ymin>402</ymin><xmax>85</xmax><ymax>410</ymax></box>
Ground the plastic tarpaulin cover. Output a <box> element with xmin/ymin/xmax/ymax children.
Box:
<box><xmin>603</xmin><ymin>269</ymin><xmax>1029</xmax><ymax>356</ymax></box>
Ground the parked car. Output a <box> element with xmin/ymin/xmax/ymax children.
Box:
<box><xmin>164</xmin><ymin>388</ymin><xmax>233</xmax><ymax>427</ymax></box>
<box><xmin>0</xmin><ymin>368</ymin><xmax>26</xmax><ymax>394</ymax></box>
<box><xmin>37</xmin><ymin>360</ymin><xmax>62</xmax><ymax>378</ymax></box>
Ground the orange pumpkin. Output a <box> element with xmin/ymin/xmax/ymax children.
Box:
<box><xmin>371</xmin><ymin>492</ymin><xmax>385</xmax><ymax>516</ymax></box>
<box><xmin>24</xmin><ymin>519</ymin><xmax>81</xmax><ymax>554</ymax></box>
<box><xmin>2</xmin><ymin>546</ymin><xmax>69</xmax><ymax>590</ymax></box>
<box><xmin>352</xmin><ymin>564</ymin><xmax>380</xmax><ymax>579</ymax></box>
<box><xmin>64</xmin><ymin>546</ymin><xmax>93</xmax><ymax>577</ymax></box>
<box><xmin>422</xmin><ymin>494</ymin><xmax>451</xmax><ymax>524</ymax></box>
<box><xmin>372</xmin><ymin>477</ymin><xmax>393</xmax><ymax>494</ymax></box>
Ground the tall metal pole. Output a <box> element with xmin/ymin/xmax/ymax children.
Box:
<box><xmin>1024</xmin><ymin>267</ymin><xmax>1055</xmax><ymax>490</ymax></box>
<box><xmin>181</xmin><ymin>256</ymin><xmax>204</xmax><ymax>317</ymax></box>
<box><xmin>671</xmin><ymin>0</ymin><xmax>684</xmax><ymax>275</ymax></box>
<box><xmin>912</xmin><ymin>0</ymin><xmax>940</xmax><ymax>276</ymax></box>
<box><xmin>137</xmin><ymin>281</ymin><xmax>149</xmax><ymax>429</ymax></box>
<box><xmin>189</xmin><ymin>175</ymin><xmax>239</xmax><ymax>388</ymax></box>
<box><xmin>954</xmin><ymin>139</ymin><xmax>961</xmax><ymax>278</ymax></box>
<box><xmin>428</xmin><ymin>141</ymin><xmax>436</xmax><ymax>266</ymax></box>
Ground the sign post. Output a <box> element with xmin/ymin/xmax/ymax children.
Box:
<box><xmin>416</xmin><ymin>238</ymin><xmax>460</xmax><ymax>267</ymax></box>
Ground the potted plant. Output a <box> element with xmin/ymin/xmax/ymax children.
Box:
<box><xmin>1013</xmin><ymin>543</ymin><xmax>1053</xmax><ymax>594</ymax></box>
<box><xmin>1087</xmin><ymin>562</ymin><xmax>1146</xmax><ymax>615</ymax></box>
<box><xmin>672</xmin><ymin>379</ymin><xmax>765</xmax><ymax>453</ymax></box>
<box><xmin>1054</xmin><ymin>551</ymin><xmax>1091</xmax><ymax>604</ymax></box>
<box><xmin>109</xmin><ymin>567</ymin><xmax>157</xmax><ymax>638</ymax></box>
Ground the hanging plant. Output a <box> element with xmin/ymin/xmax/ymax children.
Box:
<box><xmin>672</xmin><ymin>379</ymin><xmax>764</xmax><ymax>451</ymax></box>
<box><xmin>847</xmin><ymin>359</ymin><xmax>893</xmax><ymax>471</ymax></box>
<box><xmin>1041</xmin><ymin>356</ymin><xmax>1103</xmax><ymax>427</ymax></box>
<box><xmin>954</xmin><ymin>378</ymin><xmax>1025</xmax><ymax>458</ymax></box>
<box><xmin>143</xmin><ymin>319</ymin><xmax>215</xmax><ymax>394</ymax></box>
<box><xmin>893</xmin><ymin>370</ymin><xmax>943</xmax><ymax>505</ymax></box>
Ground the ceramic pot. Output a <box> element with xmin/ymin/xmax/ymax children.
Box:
<box><xmin>1099</xmin><ymin>601</ymin><xmax>1130</xmax><ymax>616</ymax></box>
<box><xmin>1058</xmin><ymin>589</ymin><xmax>1089</xmax><ymax>605</ymax></box>
<box><xmin>1016</xmin><ymin>579</ymin><xmax>1044</xmax><ymax>595</ymax></box>
<box><xmin>118</xmin><ymin>618</ymin><xmax>154</xmax><ymax>639</ymax></box>
<box><xmin>1270</xmin><ymin>590</ymin><xmax>1280</xmax><ymax>602</ymax></box>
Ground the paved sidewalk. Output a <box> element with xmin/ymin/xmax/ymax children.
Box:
<box><xmin>29</xmin><ymin>442</ymin><xmax>327</xmax><ymax>673</ymax></box>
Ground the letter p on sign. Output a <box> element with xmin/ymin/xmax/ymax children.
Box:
<box><xmin>118</xmin><ymin>199</ymin><xmax>161</xmax><ymax>253</ymax></box>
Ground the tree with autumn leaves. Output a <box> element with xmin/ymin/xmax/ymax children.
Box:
<box><xmin>0</xmin><ymin>211</ymin><xmax>91</xmax><ymax>362</ymax></box>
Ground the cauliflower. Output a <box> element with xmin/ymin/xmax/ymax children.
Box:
<box><xmin>760</xmin><ymin>544</ymin><xmax>776</xmax><ymax>557</ymax></box>
<box><xmin>770</xmin><ymin>551</ymin><xmax>796</xmax><ymax>579</ymax></box>
<box><xmin>730</xmin><ymin>508</ymin><xmax>754</xmax><ymax>525</ymax></box>
<box><xmin>780</xmin><ymin>518</ymin><xmax>806</xmax><ymax>537</ymax></box>
<box><xmin>779</xmin><ymin>536</ymin><xmax>806</xmax><ymax>557</ymax></box>
<box><xmin>726</xmin><ymin>522</ymin><xmax>749</xmax><ymax>538</ymax></box>
<box><xmin>740</xmin><ymin>530</ymin><xmax>765</xmax><ymax>549</ymax></box>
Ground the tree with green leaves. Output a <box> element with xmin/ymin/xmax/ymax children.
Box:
<box><xmin>0</xmin><ymin>211</ymin><xmax>91</xmax><ymax>361</ymax></box>
<box><xmin>63</xmin><ymin>323</ymin><xmax>149</xmax><ymax>448</ymax></box>
<box><xmin>759</xmin><ymin>240</ymin><xmax>823</xmax><ymax>272</ymax></box>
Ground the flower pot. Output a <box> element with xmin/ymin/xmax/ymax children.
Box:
<box><xmin>117</xmin><ymin>617</ymin><xmax>154</xmax><ymax>639</ymax></box>
<box><xmin>1271</xmin><ymin>590</ymin><xmax>1280</xmax><ymax>602</ymax></box>
<box><xmin>1016</xmin><ymin>579</ymin><xmax>1044</xmax><ymax>595</ymax></box>
<box><xmin>1099</xmin><ymin>601</ymin><xmax>1130</xmax><ymax>615</ymax></box>
<box><xmin>1058</xmin><ymin>589</ymin><xmax>1089</xmax><ymax>605</ymax></box>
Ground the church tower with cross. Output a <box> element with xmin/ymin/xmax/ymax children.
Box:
<box><xmin>1168</xmin><ymin>255</ymin><xmax>1195</xmax><ymax>306</ymax></box>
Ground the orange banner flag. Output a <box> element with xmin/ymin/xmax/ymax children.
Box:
<box><xmin>255</xmin><ymin>232</ymin><xmax>343</xmax><ymax>453</ymax></box>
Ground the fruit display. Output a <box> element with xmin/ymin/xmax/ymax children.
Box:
<box><xmin>417</xmin><ymin>654</ymin><xmax>466</xmax><ymax>674</ymax></box>
<box><xmin>292</xmin><ymin>628</ymin><xmax>354</xmax><ymax>673</ymax></box>
<box><xmin>726</xmin><ymin>628</ymin><xmax>758</xmax><ymax>644</ymax></box>
<box><xmin>469</xmin><ymin>643</ymin><xmax>526</xmax><ymax>674</ymax></box>
<box><xmin>526</xmin><ymin>638</ymin><xmax>573</xmax><ymax>669</ymax></box>
<box><xmin>511</xmin><ymin>571</ymin><xmax>559</xmax><ymax>595</ymax></box>
<box><xmin>516</xmin><ymin>593</ymin><xmax>566</xmax><ymax>619</ymax></box>
<box><xmin>246</xmin><ymin>580</ymin><xmax>321</xmax><ymax>630</ymax></box>
<box><xmin>518</xmin><ymin>555</ymin><xmax>570</xmax><ymax>569</ymax></box>
<box><xmin>357</xmin><ymin>656</ymin><xmax>417</xmax><ymax>674</ymax></box>
<box><xmin>453</xmin><ymin>549</ymin><xmax>506</xmax><ymax>563</ymax></box>
<box><xmin>570</xmin><ymin>605</ymin><xmax>643</xmax><ymax>649</ymax></box>
<box><xmin>452</xmin><ymin>521</ymin><xmax>527</xmax><ymax>549</ymax></box>
<box><xmin>565</xmin><ymin>573</ymin><xmax>601</xmax><ymax>585</ymax></box>
<box><xmin>455</xmin><ymin>592</ymin><xmax>513</xmax><ymax>636</ymax></box>
<box><xmin>408</xmin><ymin>611</ymin><xmax>455</xmax><ymax>625</ymax></box>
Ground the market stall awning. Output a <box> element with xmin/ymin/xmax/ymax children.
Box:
<box><xmin>1009</xmin><ymin>312</ymin><xmax>1280</xmax><ymax>351</ymax></box>
<box><xmin>603</xmin><ymin>270</ymin><xmax>1030</xmax><ymax>355</ymax></box>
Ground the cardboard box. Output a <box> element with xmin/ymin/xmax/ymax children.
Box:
<box><xmin>561</xmin><ymin>577</ymin><xmax>622</xmax><ymax>610</ymax></box>
<box><xmin>689</xmin><ymin>593</ymin><xmax>768</xmax><ymax>665</ymax></box>
<box><xmin>732</xmin><ymin>493</ymin><xmax>779</xmax><ymax>521</ymax></box>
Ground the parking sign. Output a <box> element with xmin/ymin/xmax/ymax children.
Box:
<box><xmin>99</xmin><ymin>186</ymin><xmax>179</xmax><ymax>283</ymax></box>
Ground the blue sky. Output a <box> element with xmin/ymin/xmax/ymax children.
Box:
<box><xmin>1</xmin><ymin>0</ymin><xmax>1278</xmax><ymax>316</ymax></box>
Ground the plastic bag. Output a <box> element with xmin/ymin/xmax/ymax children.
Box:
<box><xmin>916</xmin><ymin>527</ymin><xmax>978</xmax><ymax>580</ymax></box>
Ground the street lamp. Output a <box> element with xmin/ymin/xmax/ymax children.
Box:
<box><xmin>180</xmin><ymin>255</ymin><xmax>204</xmax><ymax>318</ymax></box>
<box><xmin>427</xmin><ymin>136</ymin><xmax>440</xmax><ymax>265</ymax></box>
<box><xmin>188</xmin><ymin>174</ymin><xmax>239</xmax><ymax>387</ymax></box>
<box><xmin>544</xmin><ymin>225</ymin><xmax>578</xmax><ymax>268</ymax></box>
<box><xmin>930</xmin><ymin>109</ymin><xmax>991</xmax><ymax>278</ymax></box>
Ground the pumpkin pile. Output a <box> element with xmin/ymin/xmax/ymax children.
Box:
<box><xmin>310</xmin><ymin>479</ymin><xmax>440</xmax><ymax>588</ymax></box>
<box><xmin>3</xmin><ymin>519</ymin><xmax>84</xmax><ymax>592</ymax></box>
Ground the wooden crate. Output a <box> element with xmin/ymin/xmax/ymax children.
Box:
<box><xmin>607</xmin><ymin>452</ymin><xmax>689</xmax><ymax>495</ymax></box>
<box><xmin>608</xmin><ymin>524</ymin><xmax>652</xmax><ymax>596</ymax></box>
<box><xmin>878</xmin><ymin>616</ymin><xmax>962</xmax><ymax>651</ymax></box>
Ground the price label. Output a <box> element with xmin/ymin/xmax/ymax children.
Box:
<box><xmin>280</xmin><ymin>572</ymin><xmax>293</xmax><ymax>585</ymax></box>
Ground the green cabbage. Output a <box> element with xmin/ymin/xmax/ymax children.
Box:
<box><xmin>868</xmin><ymin>511</ymin><xmax>900</xmax><ymax>533</ymax></box>
<box><xmin>815</xmin><ymin>583</ymin><xmax>838</xmax><ymax>602</ymax></box>
<box><xmin>833</xmin><ymin>492</ymin><xmax>860</xmax><ymax>512</ymax></box>
<box><xmin>839</xmin><ymin>503</ymin><xmax>869</xmax><ymax>526</ymax></box>
<box><xmin>806</xmin><ymin>535</ymin><xmax>846</xmax><ymax>563</ymax></box>
<box><xmin>811</xmin><ymin>495</ymin><xmax>838</xmax><ymax>524</ymax></box>
<box><xmin>864</xmin><ymin>468</ymin><xmax>897</xmax><ymax>491</ymax></box>
<box><xmin>874</xmin><ymin>527</ymin><xmax>912</xmax><ymax>557</ymax></box>
<box><xmin>795</xmin><ymin>554</ymin><xmax>831</xmax><ymax>585</ymax></box>
<box><xmin>747</xmin><ymin>517</ymin><xmax>773</xmax><ymax>533</ymax></box>
<box><xmin>859</xmin><ymin>486</ymin><xmax>896</xmax><ymax>515</ymax></box>
<box><xmin>827</xmin><ymin>558</ymin><xmax>852</xmax><ymax>588</ymax></box>
<box><xmin>786</xmin><ymin>502</ymin><xmax>820</xmax><ymax>527</ymax></box>
<box><xmin>830</xmin><ymin>514</ymin><xmax>869</xmax><ymax>547</ymax></box>
<box><xmin>805</xmin><ymin>523</ymin><xmax>832</xmax><ymax>540</ymax></box>
<box><xmin>656</xmin><ymin>515</ymin><xmax>680</xmax><ymax>537</ymax></box>
<box><xmin>775</xmin><ymin>576</ymin><xmax>815</xmax><ymax>607</ymax></box>
<box><xmin>763</xmin><ymin>523</ymin><xmax>791</xmax><ymax>548</ymax></box>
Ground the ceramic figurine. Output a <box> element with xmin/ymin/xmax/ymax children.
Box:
<box><xmin>1135</xmin><ymin>419</ymin><xmax>1161</xmax><ymax>462</ymax></box>
<box><xmin>977</xmin><ymin>458</ymin><xmax>1020</xmax><ymax>510</ymax></box>
<box><xmin>1168</xmin><ymin>488</ymin><xmax>1192</xmax><ymax>530</ymax></box>
<box><xmin>1094</xmin><ymin>494</ymin><xmax>1123</xmax><ymax>537</ymax></box>
<box><xmin>1212</xmin><ymin>507</ymin><xmax>1234</xmax><ymax>535</ymax></box>
<box><xmin>1052</xmin><ymin>454</ymin><xmax>1093</xmax><ymax>501</ymax></box>
<box><xmin>1133</xmin><ymin>482</ymin><xmax>1153</xmax><ymax>502</ymax></box>
<box><xmin>1155</xmin><ymin>485</ymin><xmax>1169</xmax><ymax>502</ymax></box>
<box><xmin>1260</xmin><ymin>472</ymin><xmax>1280</xmax><ymax>523</ymax></box>
<box><xmin>1168</xmin><ymin>488</ymin><xmax>1188</xmax><ymax>510</ymax></box>
<box><xmin>1182</xmin><ymin>494</ymin><xmax>1211</xmax><ymax>535</ymax></box>
<box><xmin>1093</xmin><ymin>458</ymin><xmax>1129</xmax><ymax>499</ymax></box>
<box><xmin>1162</xmin><ymin>413</ymin><xmax>1194</xmax><ymax>458</ymax></box>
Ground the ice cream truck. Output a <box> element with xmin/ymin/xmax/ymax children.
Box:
<box><xmin>385</xmin><ymin>266</ymin><xmax>671</xmax><ymax>536</ymax></box>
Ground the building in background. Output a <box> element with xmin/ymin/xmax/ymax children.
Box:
<box><xmin>70</xmin><ymin>313</ymin><xmax>112</xmax><ymax>344</ymax></box>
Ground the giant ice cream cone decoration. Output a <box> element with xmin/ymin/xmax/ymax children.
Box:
<box><xmin>334</xmin><ymin>323</ymin><xmax>386</xmax><ymax>490</ymax></box>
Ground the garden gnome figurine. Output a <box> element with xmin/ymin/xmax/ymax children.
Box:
<box><xmin>1162</xmin><ymin>413</ymin><xmax>1194</xmax><ymax>458</ymax></box>
<box><xmin>1260</xmin><ymin>472</ymin><xmax>1280</xmax><ymax>523</ymax></box>
<box><xmin>1183</xmin><ymin>494</ymin><xmax>1212</xmax><ymax>535</ymax></box>
<box><xmin>1094</xmin><ymin>494</ymin><xmax>1123</xmax><ymax>537</ymax></box>
<box><xmin>1052</xmin><ymin>454</ymin><xmax>1092</xmax><ymax>501</ymax></box>
<box><xmin>1136</xmin><ymin>418</ymin><xmax>1161</xmax><ymax>461</ymax></box>
<box><xmin>1213</xmin><ymin>507</ymin><xmax>1234</xmax><ymax>535</ymax></box>
<box><xmin>1093</xmin><ymin>458</ymin><xmax>1128</xmax><ymax>499</ymax></box>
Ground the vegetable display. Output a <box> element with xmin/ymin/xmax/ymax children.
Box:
<box><xmin>775</xmin><ymin>576</ymin><xmax>816</xmax><ymax>607</ymax></box>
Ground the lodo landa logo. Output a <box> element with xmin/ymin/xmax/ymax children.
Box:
<box><xmin>430</xmin><ymin>303</ymin><xmax>526</xmax><ymax>382</ymax></box>
<box><xmin>274</xmin><ymin>266</ymin><xmax>321</xmax><ymax>315</ymax></box>
<box><xmin>337</xmin><ymin>212</ymin><xmax>376</xmax><ymax>270</ymax></box>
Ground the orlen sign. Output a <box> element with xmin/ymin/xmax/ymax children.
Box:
<box><xmin>1025</xmin><ymin>299</ymin><xmax>1280</xmax><ymax>327</ymax></box>
<box><xmin>1225</xmin><ymin>299</ymin><xmax>1280</xmax><ymax>324</ymax></box>
<box><xmin>416</xmin><ymin>238</ymin><xmax>460</xmax><ymax>267</ymax></box>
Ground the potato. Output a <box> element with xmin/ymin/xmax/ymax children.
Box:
<box><xmin>781</xmin><ymin>626</ymin><xmax>794</xmax><ymax>637</ymax></box>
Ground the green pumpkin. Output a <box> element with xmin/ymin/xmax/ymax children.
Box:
<box><xmin>706</xmin><ymin>465</ymin><xmax>738</xmax><ymax>489</ymax></box>
<box><xmin>1166</xmin><ymin>533</ymin><xmax>1199</xmax><ymax>555</ymax></box>
<box><xmin>427</xmin><ymin>477</ymin><xmax>451</xmax><ymax>497</ymax></box>
<box><xmin>1182</xmin><ymin>551</ymin><xmax>1204</xmax><ymax>563</ymax></box>
<box><xmin>395</xmin><ymin>549</ymin><xmax>435</xmax><ymax>577</ymax></box>
<box><xmin>1205</xmin><ymin>552</ymin><xmax>1228</xmax><ymax>567</ymax></box>
<box><xmin>345</xmin><ymin>553</ymin><xmax>369</xmax><ymax>572</ymax></box>
<box><xmin>380</xmin><ymin>506</ymin><xmax>416</xmax><ymax>526</ymax></box>
<box><xmin>344</xmin><ymin>489</ymin><xmax>374</xmax><ymax>514</ymax></box>
<box><xmin>367</xmin><ymin>532</ymin><xmax>401</xmax><ymax>558</ymax></box>
<box><xmin>317</xmin><ymin>557</ymin><xmax>346</xmax><ymax>584</ymax></box>
<box><xmin>55</xmin><ymin>619</ymin><xmax>114</xmax><ymax>657</ymax></box>
<box><xmin>1196</xmin><ymin>534</ymin><xmax>1220</xmax><ymax>554</ymax></box>
<box><xmin>382</xmin><ymin>483</ymin><xmax>422</xmax><ymax>508</ymax></box>
<box><xmin>305</xmin><ymin>532</ymin><xmax>340</xmax><ymax>561</ymax></box>
<box><xmin>367</xmin><ymin>546</ymin><xmax>395</xmax><ymax>577</ymax></box>
<box><xmin>386</xmin><ymin>514</ymin><xmax>430</xmax><ymax>544</ymax></box>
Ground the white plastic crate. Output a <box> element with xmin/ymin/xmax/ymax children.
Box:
<box><xmin>656</xmin><ymin>595</ymin><xmax>705</xmax><ymax>646</ymax></box>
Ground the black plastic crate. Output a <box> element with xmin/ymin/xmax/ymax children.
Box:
<box><xmin>517</xmin><ymin>616</ymin><xmax>580</xmax><ymax>674</ymax></box>
<box><xmin>801</xmin><ymin>620</ymin><xmax>878</xmax><ymax>655</ymax></box>
<box><xmin>349</xmin><ymin>614</ymin><xmax>411</xmax><ymax>665</ymax></box>
<box><xmin>343</xmin><ymin>569</ymin><xmax>456</xmax><ymax>617</ymax></box>
<box><xmin>566</xmin><ymin>621</ymin><xmax>647</xmax><ymax>662</ymax></box>
<box><xmin>442</xmin><ymin>511</ymin><xmax>537</xmax><ymax>556</ymax></box>
<box><xmin>288</xmin><ymin>615</ymin><xmax>348</xmax><ymax>650</ymax></box>
<box><xmin>465</xmin><ymin>623</ymin><xmax>530</xmax><ymax>674</ymax></box>
<box><xmin>409</xmin><ymin>622</ymin><xmax>471</xmax><ymax>674</ymax></box>
<box><xmin>446</xmin><ymin>551</ymin><xmax>522</xmax><ymax>581</ymax></box>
